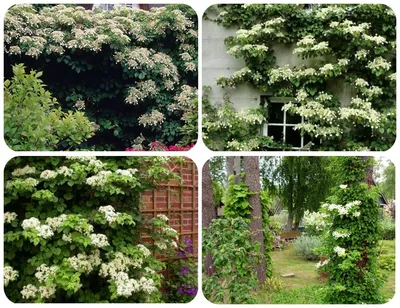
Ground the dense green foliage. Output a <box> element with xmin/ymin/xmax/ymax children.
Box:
<box><xmin>4</xmin><ymin>4</ymin><xmax>198</xmax><ymax>150</ymax></box>
<box><xmin>294</xmin><ymin>235</ymin><xmax>321</xmax><ymax>261</ymax></box>
<box><xmin>380</xmin><ymin>216</ymin><xmax>395</xmax><ymax>240</ymax></box>
<box><xmin>379</xmin><ymin>162</ymin><xmax>395</xmax><ymax>201</ymax></box>
<box><xmin>4</xmin><ymin>64</ymin><xmax>96</xmax><ymax>151</ymax></box>
<box><xmin>204</xmin><ymin>4</ymin><xmax>395</xmax><ymax>150</ymax></box>
<box><xmin>223</xmin><ymin>174</ymin><xmax>255</xmax><ymax>220</ymax></box>
<box><xmin>203</xmin><ymin>218</ymin><xmax>264</xmax><ymax>303</ymax></box>
<box><xmin>3</xmin><ymin>156</ymin><xmax>192</xmax><ymax>303</ymax></box>
<box><xmin>316</xmin><ymin>157</ymin><xmax>385</xmax><ymax>304</ymax></box>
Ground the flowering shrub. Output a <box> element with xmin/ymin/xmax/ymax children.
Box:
<box><xmin>203</xmin><ymin>218</ymin><xmax>264</xmax><ymax>304</ymax></box>
<box><xmin>315</xmin><ymin>157</ymin><xmax>385</xmax><ymax>303</ymax></box>
<box><xmin>4</xmin><ymin>64</ymin><xmax>96</xmax><ymax>151</ymax></box>
<box><xmin>125</xmin><ymin>141</ymin><xmax>195</xmax><ymax>152</ymax></box>
<box><xmin>3</xmin><ymin>156</ymin><xmax>191</xmax><ymax>303</ymax></box>
<box><xmin>4</xmin><ymin>4</ymin><xmax>198</xmax><ymax>150</ymax></box>
<box><xmin>206</xmin><ymin>4</ymin><xmax>395</xmax><ymax>150</ymax></box>
<box><xmin>294</xmin><ymin>235</ymin><xmax>321</xmax><ymax>261</ymax></box>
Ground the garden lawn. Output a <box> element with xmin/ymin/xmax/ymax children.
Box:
<box><xmin>255</xmin><ymin>241</ymin><xmax>395</xmax><ymax>304</ymax></box>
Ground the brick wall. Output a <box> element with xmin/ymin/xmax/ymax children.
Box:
<box><xmin>140</xmin><ymin>158</ymin><xmax>198</xmax><ymax>257</ymax></box>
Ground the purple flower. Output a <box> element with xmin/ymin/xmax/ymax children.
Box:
<box><xmin>180</xmin><ymin>266</ymin><xmax>190</xmax><ymax>276</ymax></box>
<box><xmin>177</xmin><ymin>284</ymin><xmax>197</xmax><ymax>297</ymax></box>
<box><xmin>177</xmin><ymin>249</ymin><xmax>186</xmax><ymax>258</ymax></box>
<box><xmin>183</xmin><ymin>237</ymin><xmax>194</xmax><ymax>254</ymax></box>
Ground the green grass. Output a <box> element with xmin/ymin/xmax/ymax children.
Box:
<box><xmin>254</xmin><ymin>240</ymin><xmax>395</xmax><ymax>304</ymax></box>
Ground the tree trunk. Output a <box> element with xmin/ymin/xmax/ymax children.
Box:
<box><xmin>362</xmin><ymin>157</ymin><xmax>374</xmax><ymax>188</ymax></box>
<box><xmin>286</xmin><ymin>215</ymin><xmax>293</xmax><ymax>231</ymax></box>
<box><xmin>234</xmin><ymin>156</ymin><xmax>241</xmax><ymax>184</ymax></box>
<box><xmin>243</xmin><ymin>156</ymin><xmax>266</xmax><ymax>284</ymax></box>
<box><xmin>202</xmin><ymin>161</ymin><xmax>217</xmax><ymax>276</ymax></box>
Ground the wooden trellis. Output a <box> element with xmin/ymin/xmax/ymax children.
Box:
<box><xmin>140</xmin><ymin>158</ymin><xmax>198</xmax><ymax>258</ymax></box>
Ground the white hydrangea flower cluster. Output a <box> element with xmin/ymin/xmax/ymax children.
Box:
<box><xmin>86</xmin><ymin>170</ymin><xmax>112</xmax><ymax>187</ymax></box>
<box><xmin>226</xmin><ymin>138</ymin><xmax>262</xmax><ymax>151</ymax></box>
<box><xmin>99</xmin><ymin>205</ymin><xmax>121</xmax><ymax>223</ymax></box>
<box><xmin>315</xmin><ymin>6</ymin><xmax>345</xmax><ymax>19</ymax></box>
<box><xmin>57</xmin><ymin>166</ymin><xmax>74</xmax><ymax>177</ymax></box>
<box><xmin>66</xmin><ymin>156</ymin><xmax>97</xmax><ymax>162</ymax></box>
<box><xmin>334</xmin><ymin>246</ymin><xmax>346</xmax><ymax>257</ymax></box>
<box><xmin>340</xmin><ymin>184</ymin><xmax>348</xmax><ymax>189</ymax></box>
<box><xmin>138</xmin><ymin>110</ymin><xmax>165</xmax><ymax>128</ymax></box>
<box><xmin>62</xmin><ymin>234</ymin><xmax>72</xmax><ymax>243</ymax></box>
<box><xmin>363</xmin><ymin>34</ymin><xmax>387</xmax><ymax>45</ymax></box>
<box><xmin>4</xmin><ymin>212</ymin><xmax>17</xmax><ymax>223</ymax></box>
<box><xmin>389</xmin><ymin>73</ymin><xmax>396</xmax><ymax>81</ymax></box>
<box><xmin>303</xmin><ymin>210</ymin><xmax>329</xmax><ymax>232</ymax></box>
<box><xmin>293</xmin><ymin>35</ymin><xmax>329</xmax><ymax>54</ymax></box>
<box><xmin>46</xmin><ymin>214</ymin><xmax>67</xmax><ymax>229</ymax></box>
<box><xmin>294</xmin><ymin>123</ymin><xmax>342</xmax><ymax>139</ymax></box>
<box><xmin>4</xmin><ymin>266</ymin><xmax>18</xmax><ymax>286</ymax></box>
<box><xmin>322</xmin><ymin>200</ymin><xmax>362</xmax><ymax>216</ymax></box>
<box><xmin>11</xmin><ymin>165</ymin><xmax>36</xmax><ymax>176</ymax></box>
<box><xmin>114</xmin><ymin>272</ymin><xmax>140</xmax><ymax>297</ymax></box>
<box><xmin>21</xmin><ymin>284</ymin><xmax>38</xmax><ymax>299</ymax></box>
<box><xmin>36</xmin><ymin>225</ymin><xmax>54</xmax><ymax>239</ymax></box>
<box><xmin>319</xmin><ymin>63</ymin><xmax>335</xmax><ymax>76</ymax></box>
<box><xmin>367</xmin><ymin>57</ymin><xmax>391</xmax><ymax>73</ymax></box>
<box><xmin>40</xmin><ymin>170</ymin><xmax>57</xmax><ymax>180</ymax></box>
<box><xmin>88</xmin><ymin>159</ymin><xmax>105</xmax><ymax>169</ymax></box>
<box><xmin>285</xmin><ymin>100</ymin><xmax>337</xmax><ymax>125</ymax></box>
<box><xmin>268</xmin><ymin>65</ymin><xmax>293</xmax><ymax>84</ymax></box>
<box><xmin>125</xmin><ymin>80</ymin><xmax>158</xmax><ymax>105</ymax></box>
<box><xmin>355</xmin><ymin>49</ymin><xmax>368</xmax><ymax>60</ymax></box>
<box><xmin>38</xmin><ymin>286</ymin><xmax>56</xmax><ymax>299</ymax></box>
<box><xmin>137</xmin><ymin>244</ymin><xmax>151</xmax><ymax>258</ymax></box>
<box><xmin>355</xmin><ymin>78</ymin><xmax>369</xmax><ymax>88</ymax></box>
<box><xmin>340</xmin><ymin>98</ymin><xmax>381</xmax><ymax>128</ymax></box>
<box><xmin>139</xmin><ymin>276</ymin><xmax>157</xmax><ymax>294</ymax></box>
<box><xmin>35</xmin><ymin>264</ymin><xmax>58</xmax><ymax>283</ymax></box>
<box><xmin>68</xmin><ymin>250</ymin><xmax>101</xmax><ymax>273</ymax></box>
<box><xmin>295</xmin><ymin>89</ymin><xmax>308</xmax><ymax>102</ymax></box>
<box><xmin>332</xmin><ymin>230</ymin><xmax>350</xmax><ymax>238</ymax></box>
<box><xmin>315</xmin><ymin>259</ymin><xmax>329</xmax><ymax>268</ymax></box>
<box><xmin>90</xmin><ymin>233</ymin><xmax>110</xmax><ymax>248</ymax></box>
<box><xmin>21</xmin><ymin>217</ymin><xmax>41</xmax><ymax>230</ymax></box>
<box><xmin>156</xmin><ymin>214</ymin><xmax>169</xmax><ymax>222</ymax></box>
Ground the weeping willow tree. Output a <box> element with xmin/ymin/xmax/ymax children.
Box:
<box><xmin>272</xmin><ymin>157</ymin><xmax>334</xmax><ymax>230</ymax></box>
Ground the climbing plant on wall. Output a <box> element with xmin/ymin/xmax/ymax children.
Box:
<box><xmin>4</xmin><ymin>4</ymin><xmax>198</xmax><ymax>150</ymax></box>
<box><xmin>204</xmin><ymin>4</ymin><xmax>395</xmax><ymax>151</ymax></box>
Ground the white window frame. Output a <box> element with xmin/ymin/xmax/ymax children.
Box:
<box><xmin>260</xmin><ymin>96</ymin><xmax>305</xmax><ymax>149</ymax></box>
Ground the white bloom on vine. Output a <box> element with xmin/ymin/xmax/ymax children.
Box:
<box><xmin>40</xmin><ymin>170</ymin><xmax>57</xmax><ymax>179</ymax></box>
<box><xmin>389</xmin><ymin>73</ymin><xmax>396</xmax><ymax>81</ymax></box>
<box><xmin>353</xmin><ymin>211</ymin><xmax>361</xmax><ymax>217</ymax></box>
<box><xmin>21</xmin><ymin>284</ymin><xmax>38</xmax><ymax>299</ymax></box>
<box><xmin>138</xmin><ymin>110</ymin><xmax>165</xmax><ymax>127</ymax></box>
<box><xmin>89</xmin><ymin>159</ymin><xmax>105</xmax><ymax>169</ymax></box>
<box><xmin>319</xmin><ymin>63</ymin><xmax>335</xmax><ymax>75</ymax></box>
<box><xmin>140</xmin><ymin>276</ymin><xmax>157</xmax><ymax>294</ymax></box>
<box><xmin>297</xmin><ymin>35</ymin><xmax>315</xmax><ymax>46</ymax></box>
<box><xmin>334</xmin><ymin>246</ymin><xmax>346</xmax><ymax>257</ymax></box>
<box><xmin>4</xmin><ymin>212</ymin><xmax>17</xmax><ymax>223</ymax></box>
<box><xmin>114</xmin><ymin>272</ymin><xmax>140</xmax><ymax>297</ymax></box>
<box><xmin>62</xmin><ymin>234</ymin><xmax>72</xmax><ymax>243</ymax></box>
<box><xmin>332</xmin><ymin>231</ymin><xmax>350</xmax><ymax>238</ymax></box>
<box><xmin>355</xmin><ymin>78</ymin><xmax>369</xmax><ymax>88</ymax></box>
<box><xmin>22</xmin><ymin>217</ymin><xmax>41</xmax><ymax>230</ymax></box>
<box><xmin>316</xmin><ymin>259</ymin><xmax>329</xmax><ymax>268</ymax></box>
<box><xmin>86</xmin><ymin>171</ymin><xmax>112</xmax><ymax>187</ymax></box>
<box><xmin>315</xmin><ymin>6</ymin><xmax>345</xmax><ymax>19</ymax></box>
<box><xmin>268</xmin><ymin>65</ymin><xmax>293</xmax><ymax>84</ymax></box>
<box><xmin>99</xmin><ymin>205</ymin><xmax>121</xmax><ymax>223</ymax></box>
<box><xmin>4</xmin><ymin>266</ymin><xmax>18</xmax><ymax>286</ymax></box>
<box><xmin>340</xmin><ymin>184</ymin><xmax>348</xmax><ymax>189</ymax></box>
<box><xmin>38</xmin><ymin>286</ymin><xmax>56</xmax><ymax>299</ymax></box>
<box><xmin>144</xmin><ymin>267</ymin><xmax>156</xmax><ymax>274</ymax></box>
<box><xmin>57</xmin><ymin>166</ymin><xmax>74</xmax><ymax>177</ymax></box>
<box><xmin>90</xmin><ymin>233</ymin><xmax>109</xmax><ymax>248</ymax></box>
<box><xmin>311</xmin><ymin>41</ymin><xmax>329</xmax><ymax>51</ymax></box>
<box><xmin>295</xmin><ymin>89</ymin><xmax>308</xmax><ymax>102</ymax></box>
<box><xmin>363</xmin><ymin>34</ymin><xmax>387</xmax><ymax>45</ymax></box>
<box><xmin>355</xmin><ymin>49</ymin><xmax>368</xmax><ymax>60</ymax></box>
<box><xmin>35</xmin><ymin>264</ymin><xmax>58</xmax><ymax>283</ymax></box>
<box><xmin>36</xmin><ymin>225</ymin><xmax>54</xmax><ymax>239</ymax></box>
<box><xmin>46</xmin><ymin>214</ymin><xmax>67</xmax><ymax>229</ymax></box>
<box><xmin>116</xmin><ymin>169</ymin><xmax>132</xmax><ymax>177</ymax></box>
<box><xmin>315</xmin><ymin>92</ymin><xmax>333</xmax><ymax>102</ymax></box>
<box><xmin>68</xmin><ymin>250</ymin><xmax>101</xmax><ymax>273</ymax></box>
<box><xmin>24</xmin><ymin>177</ymin><xmax>39</xmax><ymax>187</ymax></box>
<box><xmin>338</xmin><ymin>58</ymin><xmax>349</xmax><ymax>66</ymax></box>
<box><xmin>154</xmin><ymin>240</ymin><xmax>168</xmax><ymax>250</ymax></box>
<box><xmin>329</xmin><ymin>21</ymin><xmax>339</xmax><ymax>28</ymax></box>
<box><xmin>156</xmin><ymin>214</ymin><xmax>169</xmax><ymax>222</ymax></box>
<box><xmin>66</xmin><ymin>156</ymin><xmax>96</xmax><ymax>162</ymax></box>
<box><xmin>137</xmin><ymin>244</ymin><xmax>151</xmax><ymax>257</ymax></box>
<box><xmin>367</xmin><ymin>57</ymin><xmax>391</xmax><ymax>72</ymax></box>
<box><xmin>12</xmin><ymin>165</ymin><xmax>36</xmax><ymax>176</ymax></box>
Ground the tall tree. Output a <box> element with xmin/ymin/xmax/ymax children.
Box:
<box><xmin>379</xmin><ymin>162</ymin><xmax>395</xmax><ymax>201</ymax></box>
<box><xmin>275</xmin><ymin>157</ymin><xmax>333</xmax><ymax>230</ymax></box>
<box><xmin>202</xmin><ymin>161</ymin><xmax>217</xmax><ymax>276</ymax></box>
<box><xmin>243</xmin><ymin>156</ymin><xmax>266</xmax><ymax>284</ymax></box>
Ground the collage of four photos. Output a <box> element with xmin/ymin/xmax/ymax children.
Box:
<box><xmin>1</xmin><ymin>2</ymin><xmax>397</xmax><ymax>305</ymax></box>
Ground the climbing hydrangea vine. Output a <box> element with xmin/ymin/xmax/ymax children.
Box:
<box><xmin>205</xmin><ymin>4</ymin><xmax>395</xmax><ymax>150</ymax></box>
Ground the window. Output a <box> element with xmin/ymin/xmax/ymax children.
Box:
<box><xmin>260</xmin><ymin>95</ymin><xmax>310</xmax><ymax>148</ymax></box>
<box><xmin>93</xmin><ymin>4</ymin><xmax>140</xmax><ymax>11</ymax></box>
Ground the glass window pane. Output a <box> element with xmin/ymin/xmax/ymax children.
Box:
<box><xmin>286</xmin><ymin>111</ymin><xmax>301</xmax><ymax>124</ymax></box>
<box><xmin>268</xmin><ymin>103</ymin><xmax>284</xmax><ymax>124</ymax></box>
<box><xmin>285</xmin><ymin>126</ymin><xmax>301</xmax><ymax>147</ymax></box>
<box><xmin>268</xmin><ymin>125</ymin><xmax>284</xmax><ymax>143</ymax></box>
